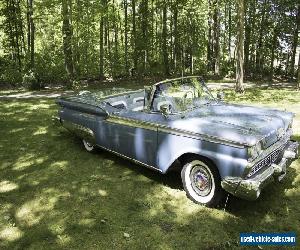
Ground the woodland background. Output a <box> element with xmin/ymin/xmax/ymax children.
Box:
<box><xmin>0</xmin><ymin>0</ymin><xmax>299</xmax><ymax>89</ymax></box>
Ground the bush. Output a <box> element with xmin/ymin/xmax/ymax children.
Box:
<box><xmin>22</xmin><ymin>70</ymin><xmax>40</xmax><ymax>90</ymax></box>
<box><xmin>0</xmin><ymin>58</ymin><xmax>22</xmax><ymax>86</ymax></box>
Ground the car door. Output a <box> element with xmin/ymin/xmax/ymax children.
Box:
<box><xmin>96</xmin><ymin>110</ymin><xmax>163</xmax><ymax>168</ymax></box>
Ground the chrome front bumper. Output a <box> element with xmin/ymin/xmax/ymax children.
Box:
<box><xmin>221</xmin><ymin>140</ymin><xmax>299</xmax><ymax>200</ymax></box>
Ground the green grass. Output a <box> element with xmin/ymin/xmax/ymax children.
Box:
<box><xmin>0</xmin><ymin>88</ymin><xmax>299</xmax><ymax>249</ymax></box>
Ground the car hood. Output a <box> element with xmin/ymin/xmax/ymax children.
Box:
<box><xmin>168</xmin><ymin>103</ymin><xmax>294</xmax><ymax>147</ymax></box>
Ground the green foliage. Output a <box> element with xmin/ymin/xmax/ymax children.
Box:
<box><xmin>0</xmin><ymin>0</ymin><xmax>299</xmax><ymax>85</ymax></box>
<box><xmin>22</xmin><ymin>70</ymin><xmax>39</xmax><ymax>90</ymax></box>
<box><xmin>0</xmin><ymin>57</ymin><xmax>22</xmax><ymax>85</ymax></box>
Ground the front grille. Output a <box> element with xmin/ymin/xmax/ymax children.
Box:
<box><xmin>247</xmin><ymin>144</ymin><xmax>285</xmax><ymax>178</ymax></box>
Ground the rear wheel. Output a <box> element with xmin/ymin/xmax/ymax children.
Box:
<box><xmin>181</xmin><ymin>157</ymin><xmax>224</xmax><ymax>207</ymax></box>
<box><xmin>82</xmin><ymin>139</ymin><xmax>95</xmax><ymax>152</ymax></box>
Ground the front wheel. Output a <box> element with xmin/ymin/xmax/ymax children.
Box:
<box><xmin>181</xmin><ymin>157</ymin><xmax>224</xmax><ymax>207</ymax></box>
<box><xmin>82</xmin><ymin>139</ymin><xmax>95</xmax><ymax>152</ymax></box>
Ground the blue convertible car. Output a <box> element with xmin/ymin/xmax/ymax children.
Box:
<box><xmin>55</xmin><ymin>76</ymin><xmax>299</xmax><ymax>206</ymax></box>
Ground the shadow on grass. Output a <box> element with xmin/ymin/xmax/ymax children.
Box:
<box><xmin>0</xmin><ymin>95</ymin><xmax>300</xmax><ymax>249</ymax></box>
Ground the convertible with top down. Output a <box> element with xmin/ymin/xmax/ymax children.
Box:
<box><xmin>55</xmin><ymin>76</ymin><xmax>299</xmax><ymax>207</ymax></box>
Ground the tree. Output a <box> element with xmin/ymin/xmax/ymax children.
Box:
<box><xmin>27</xmin><ymin>0</ymin><xmax>34</xmax><ymax>70</ymax></box>
<box><xmin>212</xmin><ymin>0</ymin><xmax>220</xmax><ymax>75</ymax></box>
<box><xmin>207</xmin><ymin>0</ymin><xmax>213</xmax><ymax>72</ymax></box>
<box><xmin>62</xmin><ymin>0</ymin><xmax>74</xmax><ymax>79</ymax></box>
<box><xmin>132</xmin><ymin>0</ymin><xmax>137</xmax><ymax>71</ymax></box>
<box><xmin>290</xmin><ymin>4</ymin><xmax>300</xmax><ymax>78</ymax></box>
<box><xmin>255</xmin><ymin>0</ymin><xmax>268</xmax><ymax>75</ymax></box>
<box><xmin>298</xmin><ymin>54</ymin><xmax>300</xmax><ymax>89</ymax></box>
<box><xmin>0</xmin><ymin>0</ymin><xmax>298</xmax><ymax>85</ymax></box>
<box><xmin>124</xmin><ymin>0</ymin><xmax>129</xmax><ymax>75</ymax></box>
<box><xmin>236</xmin><ymin>0</ymin><xmax>245</xmax><ymax>93</ymax></box>
<box><xmin>99</xmin><ymin>0</ymin><xmax>105</xmax><ymax>79</ymax></box>
<box><xmin>162</xmin><ymin>1</ymin><xmax>169</xmax><ymax>75</ymax></box>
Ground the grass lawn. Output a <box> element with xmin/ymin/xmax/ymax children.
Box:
<box><xmin>0</xmin><ymin>87</ymin><xmax>299</xmax><ymax>249</ymax></box>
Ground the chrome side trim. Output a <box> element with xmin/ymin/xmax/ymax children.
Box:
<box><xmin>97</xmin><ymin>145</ymin><xmax>162</xmax><ymax>173</ymax></box>
<box><xmin>106</xmin><ymin>115</ymin><xmax>246</xmax><ymax>148</ymax></box>
<box><xmin>157</xmin><ymin>127</ymin><xmax>245</xmax><ymax>148</ymax></box>
<box><xmin>106</xmin><ymin>116</ymin><xmax>157</xmax><ymax>132</ymax></box>
<box><xmin>62</xmin><ymin>120</ymin><xmax>96</xmax><ymax>144</ymax></box>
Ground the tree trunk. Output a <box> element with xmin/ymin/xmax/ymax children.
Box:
<box><xmin>244</xmin><ymin>0</ymin><xmax>255</xmax><ymax>76</ymax></box>
<box><xmin>213</xmin><ymin>0</ymin><xmax>220</xmax><ymax>75</ymax></box>
<box><xmin>62</xmin><ymin>0</ymin><xmax>74</xmax><ymax>79</ymax></box>
<box><xmin>297</xmin><ymin>52</ymin><xmax>300</xmax><ymax>89</ymax></box>
<box><xmin>27</xmin><ymin>0</ymin><xmax>30</xmax><ymax>53</ymax></box>
<box><xmin>173</xmin><ymin>5</ymin><xmax>178</xmax><ymax>71</ymax></box>
<box><xmin>290</xmin><ymin>4</ymin><xmax>300</xmax><ymax>78</ymax></box>
<box><xmin>141</xmin><ymin>0</ymin><xmax>149</xmax><ymax>72</ymax></box>
<box><xmin>270</xmin><ymin>26</ymin><xmax>278</xmax><ymax>81</ymax></box>
<box><xmin>248</xmin><ymin>0</ymin><xmax>258</xmax><ymax>72</ymax></box>
<box><xmin>162</xmin><ymin>2</ymin><xmax>169</xmax><ymax>75</ymax></box>
<box><xmin>99</xmin><ymin>12</ymin><xmax>104</xmax><ymax>78</ymax></box>
<box><xmin>29</xmin><ymin>0</ymin><xmax>34</xmax><ymax>69</ymax></box>
<box><xmin>228</xmin><ymin>0</ymin><xmax>232</xmax><ymax>61</ymax></box>
<box><xmin>235</xmin><ymin>0</ymin><xmax>245</xmax><ymax>93</ymax></box>
<box><xmin>255</xmin><ymin>0</ymin><xmax>267</xmax><ymax>74</ymax></box>
<box><xmin>124</xmin><ymin>0</ymin><xmax>129</xmax><ymax>75</ymax></box>
<box><xmin>132</xmin><ymin>0</ymin><xmax>138</xmax><ymax>71</ymax></box>
<box><xmin>207</xmin><ymin>0</ymin><xmax>213</xmax><ymax>71</ymax></box>
<box><xmin>13</xmin><ymin>0</ymin><xmax>22</xmax><ymax>69</ymax></box>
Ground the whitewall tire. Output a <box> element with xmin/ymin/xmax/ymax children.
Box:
<box><xmin>181</xmin><ymin>157</ymin><xmax>224</xmax><ymax>207</ymax></box>
<box><xmin>82</xmin><ymin>139</ymin><xmax>95</xmax><ymax>152</ymax></box>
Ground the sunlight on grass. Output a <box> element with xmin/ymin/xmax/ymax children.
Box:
<box><xmin>78</xmin><ymin>218</ymin><xmax>96</xmax><ymax>226</ymax></box>
<box><xmin>8</xmin><ymin>128</ymin><xmax>26</xmax><ymax>134</ymax></box>
<box><xmin>98</xmin><ymin>189</ymin><xmax>108</xmax><ymax>197</ymax></box>
<box><xmin>50</xmin><ymin>161</ymin><xmax>69</xmax><ymax>170</ymax></box>
<box><xmin>56</xmin><ymin>234</ymin><xmax>72</xmax><ymax>246</ymax></box>
<box><xmin>263</xmin><ymin>214</ymin><xmax>275</xmax><ymax>223</ymax></box>
<box><xmin>16</xmin><ymin>197</ymin><xmax>58</xmax><ymax>227</ymax></box>
<box><xmin>0</xmin><ymin>180</ymin><xmax>18</xmax><ymax>193</ymax></box>
<box><xmin>33</xmin><ymin>126</ymin><xmax>48</xmax><ymax>135</ymax></box>
<box><xmin>145</xmin><ymin>185</ymin><xmax>238</xmax><ymax>225</ymax></box>
<box><xmin>13</xmin><ymin>155</ymin><xmax>47</xmax><ymax>171</ymax></box>
<box><xmin>27</xmin><ymin>103</ymin><xmax>53</xmax><ymax>110</ymax></box>
<box><xmin>0</xmin><ymin>227</ymin><xmax>24</xmax><ymax>242</ymax></box>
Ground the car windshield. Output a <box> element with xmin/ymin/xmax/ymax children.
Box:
<box><xmin>151</xmin><ymin>77</ymin><xmax>215</xmax><ymax>113</ymax></box>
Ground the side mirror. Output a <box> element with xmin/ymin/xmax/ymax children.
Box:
<box><xmin>217</xmin><ymin>92</ymin><xmax>225</xmax><ymax>101</ymax></box>
<box><xmin>160</xmin><ymin>104</ymin><xmax>171</xmax><ymax>118</ymax></box>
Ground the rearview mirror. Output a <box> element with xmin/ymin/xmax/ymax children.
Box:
<box><xmin>160</xmin><ymin>104</ymin><xmax>171</xmax><ymax>118</ymax></box>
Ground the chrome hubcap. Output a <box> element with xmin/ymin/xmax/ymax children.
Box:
<box><xmin>190</xmin><ymin>165</ymin><xmax>212</xmax><ymax>196</ymax></box>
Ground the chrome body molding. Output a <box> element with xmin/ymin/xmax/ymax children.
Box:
<box><xmin>157</xmin><ymin>126</ymin><xmax>246</xmax><ymax>148</ymax></box>
<box><xmin>222</xmin><ymin>140</ymin><xmax>299</xmax><ymax>200</ymax></box>
<box><xmin>62</xmin><ymin>120</ymin><xmax>96</xmax><ymax>144</ymax></box>
<box><xmin>106</xmin><ymin>115</ymin><xmax>157</xmax><ymax>132</ymax></box>
<box><xmin>97</xmin><ymin>145</ymin><xmax>162</xmax><ymax>173</ymax></box>
<box><xmin>107</xmin><ymin>115</ymin><xmax>246</xmax><ymax>148</ymax></box>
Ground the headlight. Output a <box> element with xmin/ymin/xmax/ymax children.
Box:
<box><xmin>247</xmin><ymin>142</ymin><xmax>262</xmax><ymax>161</ymax></box>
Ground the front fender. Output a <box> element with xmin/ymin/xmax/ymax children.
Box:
<box><xmin>156</xmin><ymin>132</ymin><xmax>248</xmax><ymax>178</ymax></box>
